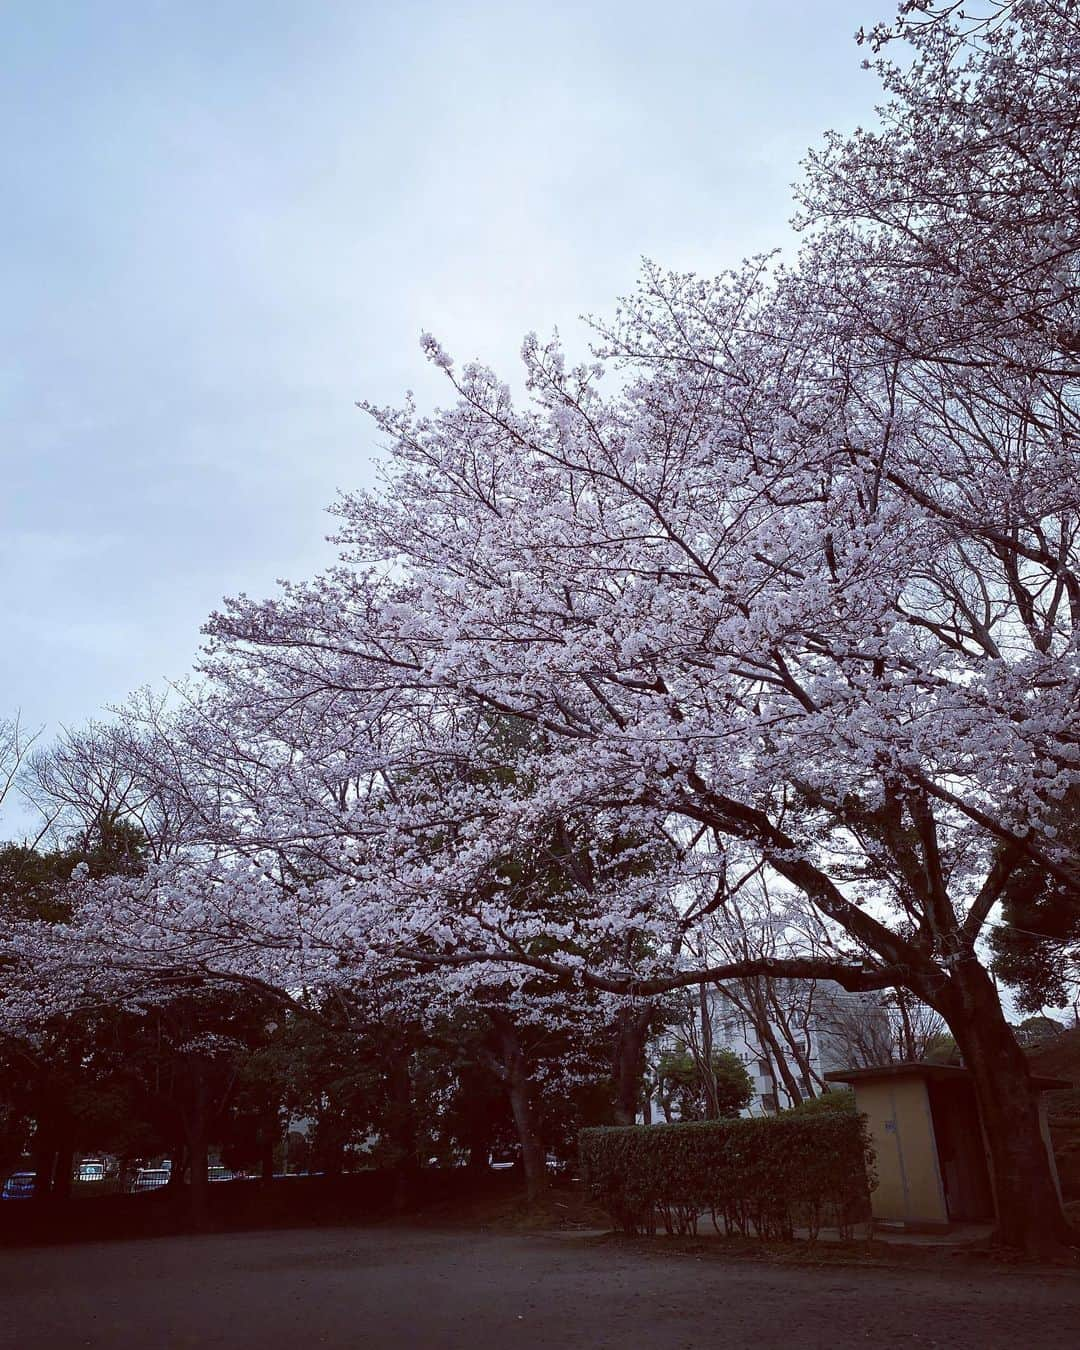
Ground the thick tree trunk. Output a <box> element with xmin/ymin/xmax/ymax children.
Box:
<box><xmin>183</xmin><ymin>1064</ymin><xmax>210</xmax><ymax>1229</ymax></box>
<box><xmin>167</xmin><ymin>1143</ymin><xmax>186</xmax><ymax>1192</ymax></box>
<box><xmin>940</xmin><ymin>959</ymin><xmax>1072</xmax><ymax>1255</ymax></box>
<box><xmin>387</xmin><ymin>1052</ymin><xmax>418</xmax><ymax>1211</ymax></box>
<box><xmin>260</xmin><ymin>1114</ymin><xmax>277</xmax><ymax>1182</ymax></box>
<box><xmin>31</xmin><ymin>1134</ymin><xmax>55</xmax><ymax>1200</ymax></box>
<box><xmin>52</xmin><ymin>1133</ymin><xmax>75</xmax><ymax>1203</ymax></box>
<box><xmin>459</xmin><ymin>1071</ymin><xmax>493</xmax><ymax>1170</ymax></box>
<box><xmin>490</xmin><ymin>1012</ymin><xmax>546</xmax><ymax>1204</ymax></box>
<box><xmin>612</xmin><ymin>1005</ymin><xmax>652</xmax><ymax>1126</ymax></box>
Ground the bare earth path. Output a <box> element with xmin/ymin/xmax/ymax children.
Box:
<box><xmin>2</xmin><ymin>1227</ymin><xmax>1078</xmax><ymax>1350</ymax></box>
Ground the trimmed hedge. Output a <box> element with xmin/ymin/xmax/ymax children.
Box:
<box><xmin>580</xmin><ymin>1113</ymin><xmax>873</xmax><ymax>1240</ymax></box>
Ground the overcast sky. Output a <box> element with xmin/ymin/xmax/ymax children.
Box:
<box><xmin>3</xmin><ymin>0</ymin><xmax>887</xmax><ymax>829</ymax></box>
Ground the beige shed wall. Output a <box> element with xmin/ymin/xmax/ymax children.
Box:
<box><xmin>853</xmin><ymin>1078</ymin><xmax>949</xmax><ymax>1228</ymax></box>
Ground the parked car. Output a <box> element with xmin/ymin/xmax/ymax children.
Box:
<box><xmin>1</xmin><ymin>1172</ymin><xmax>36</xmax><ymax>1199</ymax></box>
<box><xmin>76</xmin><ymin>1159</ymin><xmax>106</xmax><ymax>1183</ymax></box>
<box><xmin>129</xmin><ymin>1168</ymin><xmax>171</xmax><ymax>1193</ymax></box>
<box><xmin>207</xmin><ymin>1166</ymin><xmax>241</xmax><ymax>1183</ymax></box>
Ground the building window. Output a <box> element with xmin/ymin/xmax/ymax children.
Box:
<box><xmin>760</xmin><ymin>1092</ymin><xmax>778</xmax><ymax>1114</ymax></box>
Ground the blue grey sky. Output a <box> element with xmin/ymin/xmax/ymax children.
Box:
<box><xmin>3</xmin><ymin>0</ymin><xmax>884</xmax><ymax>818</ymax></box>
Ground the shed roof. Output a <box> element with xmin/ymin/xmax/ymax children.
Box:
<box><xmin>824</xmin><ymin>1062</ymin><xmax>1071</xmax><ymax>1091</ymax></box>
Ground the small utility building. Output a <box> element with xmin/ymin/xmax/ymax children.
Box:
<box><xmin>825</xmin><ymin>1062</ymin><xmax>1069</xmax><ymax>1232</ymax></box>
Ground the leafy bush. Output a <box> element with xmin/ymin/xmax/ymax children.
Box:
<box><xmin>580</xmin><ymin>1113</ymin><xmax>873</xmax><ymax>1240</ymax></box>
<box><xmin>654</xmin><ymin>1047</ymin><xmax>754</xmax><ymax>1120</ymax></box>
<box><xmin>780</xmin><ymin>1087</ymin><xmax>855</xmax><ymax>1117</ymax></box>
<box><xmin>922</xmin><ymin>1033</ymin><xmax>962</xmax><ymax>1065</ymax></box>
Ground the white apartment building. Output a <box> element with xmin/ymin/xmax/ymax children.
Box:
<box><xmin>640</xmin><ymin>980</ymin><xmax>890</xmax><ymax>1120</ymax></box>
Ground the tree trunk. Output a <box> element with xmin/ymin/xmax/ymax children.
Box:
<box><xmin>490</xmin><ymin>1011</ymin><xmax>546</xmax><ymax>1204</ymax></box>
<box><xmin>52</xmin><ymin>1130</ymin><xmax>75</xmax><ymax>1203</ymax></box>
<box><xmin>167</xmin><ymin>1143</ymin><xmax>186</xmax><ymax>1192</ymax></box>
<box><xmin>31</xmin><ymin>1133</ymin><xmax>55</xmax><ymax>1200</ymax></box>
<box><xmin>183</xmin><ymin>1063</ymin><xmax>210</xmax><ymax>1229</ymax></box>
<box><xmin>895</xmin><ymin>990</ymin><xmax>917</xmax><ymax>1062</ymax></box>
<box><xmin>387</xmin><ymin>1052</ymin><xmax>418</xmax><ymax>1211</ymax></box>
<box><xmin>331</xmin><ymin>1140</ymin><xmax>347</xmax><ymax>1177</ymax></box>
<box><xmin>698</xmin><ymin>985</ymin><xmax>719</xmax><ymax>1118</ymax></box>
<box><xmin>723</xmin><ymin>979</ymin><xmax>804</xmax><ymax>1108</ymax></box>
<box><xmin>769</xmin><ymin>984</ymin><xmax>820</xmax><ymax>1097</ymax></box>
<box><xmin>459</xmin><ymin>1071</ymin><xmax>493</xmax><ymax>1170</ymax></box>
<box><xmin>260</xmin><ymin>1113</ymin><xmax>277</xmax><ymax>1182</ymax></box>
<box><xmin>746</xmin><ymin>984</ymin><xmax>804</xmax><ymax>1107</ymax></box>
<box><xmin>612</xmin><ymin>1005</ymin><xmax>652</xmax><ymax>1126</ymax></box>
<box><xmin>940</xmin><ymin>958</ymin><xmax>1072</xmax><ymax>1255</ymax></box>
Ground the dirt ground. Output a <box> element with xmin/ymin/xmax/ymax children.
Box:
<box><xmin>2</xmin><ymin>1226</ymin><xmax>1079</xmax><ymax>1350</ymax></box>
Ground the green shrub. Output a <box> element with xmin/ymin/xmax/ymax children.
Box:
<box><xmin>780</xmin><ymin>1087</ymin><xmax>856</xmax><ymax>1117</ymax></box>
<box><xmin>655</xmin><ymin>1047</ymin><xmax>754</xmax><ymax>1120</ymax></box>
<box><xmin>579</xmin><ymin>1112</ymin><xmax>873</xmax><ymax>1240</ymax></box>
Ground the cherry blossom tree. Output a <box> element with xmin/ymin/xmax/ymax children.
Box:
<box><xmin>4</xmin><ymin>2</ymin><xmax>1078</xmax><ymax>1253</ymax></box>
<box><xmin>187</xmin><ymin>2</ymin><xmax>1079</xmax><ymax>1251</ymax></box>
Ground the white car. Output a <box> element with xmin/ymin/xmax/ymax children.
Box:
<box><xmin>129</xmin><ymin>1168</ymin><xmax>170</xmax><ymax>1193</ymax></box>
